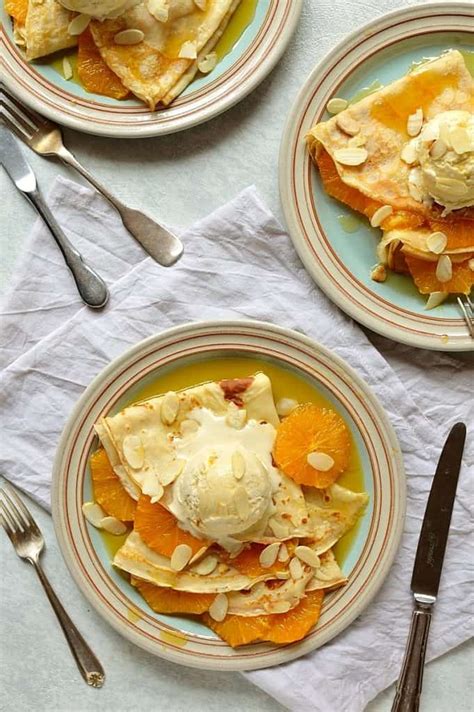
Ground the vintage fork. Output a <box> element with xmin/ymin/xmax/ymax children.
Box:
<box><xmin>0</xmin><ymin>88</ymin><xmax>183</xmax><ymax>267</ymax></box>
<box><xmin>0</xmin><ymin>485</ymin><xmax>105</xmax><ymax>688</ymax></box>
<box><xmin>457</xmin><ymin>295</ymin><xmax>474</xmax><ymax>339</ymax></box>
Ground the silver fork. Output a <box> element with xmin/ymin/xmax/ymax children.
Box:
<box><xmin>0</xmin><ymin>485</ymin><xmax>105</xmax><ymax>688</ymax></box>
<box><xmin>0</xmin><ymin>88</ymin><xmax>183</xmax><ymax>267</ymax></box>
<box><xmin>457</xmin><ymin>295</ymin><xmax>474</xmax><ymax>338</ymax></box>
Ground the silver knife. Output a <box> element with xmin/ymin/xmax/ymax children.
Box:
<box><xmin>1</xmin><ymin>123</ymin><xmax>108</xmax><ymax>308</ymax></box>
<box><xmin>392</xmin><ymin>422</ymin><xmax>467</xmax><ymax>712</ymax></box>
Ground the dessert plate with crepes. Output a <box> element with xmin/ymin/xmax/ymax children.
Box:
<box><xmin>280</xmin><ymin>3</ymin><xmax>474</xmax><ymax>351</ymax></box>
<box><xmin>52</xmin><ymin>321</ymin><xmax>404</xmax><ymax>670</ymax></box>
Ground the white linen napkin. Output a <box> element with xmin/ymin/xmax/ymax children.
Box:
<box><xmin>0</xmin><ymin>177</ymin><xmax>472</xmax><ymax>712</ymax></box>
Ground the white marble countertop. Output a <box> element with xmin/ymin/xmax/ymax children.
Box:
<box><xmin>1</xmin><ymin>0</ymin><xmax>472</xmax><ymax>709</ymax></box>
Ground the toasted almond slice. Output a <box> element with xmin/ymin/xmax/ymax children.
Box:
<box><xmin>370</xmin><ymin>264</ymin><xmax>387</xmax><ymax>283</ymax></box>
<box><xmin>278</xmin><ymin>542</ymin><xmax>290</xmax><ymax>562</ymax></box>
<box><xmin>436</xmin><ymin>255</ymin><xmax>452</xmax><ymax>283</ymax></box>
<box><xmin>225</xmin><ymin>405</ymin><xmax>247</xmax><ymax>429</ymax></box>
<box><xmin>259</xmin><ymin>542</ymin><xmax>281</xmax><ymax>569</ymax></box>
<box><xmin>209</xmin><ymin>593</ymin><xmax>228</xmax><ymax>622</ymax></box>
<box><xmin>314</xmin><ymin>566</ymin><xmax>335</xmax><ymax>581</ymax></box>
<box><xmin>198</xmin><ymin>51</ymin><xmax>218</xmax><ymax>74</ymax></box>
<box><xmin>272</xmin><ymin>601</ymin><xmax>292</xmax><ymax>613</ymax></box>
<box><xmin>170</xmin><ymin>544</ymin><xmax>193</xmax><ymax>572</ymax></box>
<box><xmin>430</xmin><ymin>138</ymin><xmax>447</xmax><ymax>160</ymax></box>
<box><xmin>269</xmin><ymin>518</ymin><xmax>289</xmax><ymax>540</ymax></box>
<box><xmin>333</xmin><ymin>147</ymin><xmax>368</xmax><ymax>166</ymax></box>
<box><xmin>289</xmin><ymin>556</ymin><xmax>304</xmax><ymax>580</ymax></box>
<box><xmin>101</xmin><ymin>516</ymin><xmax>127</xmax><ymax>535</ymax></box>
<box><xmin>191</xmin><ymin>555</ymin><xmax>218</xmax><ymax>576</ymax></box>
<box><xmin>408</xmin><ymin>168</ymin><xmax>425</xmax><ymax>202</ymax></box>
<box><xmin>276</xmin><ymin>398</ymin><xmax>298</xmax><ymax>417</ymax></box>
<box><xmin>231</xmin><ymin>450</ymin><xmax>246</xmax><ymax>480</ymax></box>
<box><xmin>179</xmin><ymin>40</ymin><xmax>197</xmax><ymax>59</ymax></box>
<box><xmin>421</xmin><ymin>122</ymin><xmax>439</xmax><ymax>143</ymax></box>
<box><xmin>122</xmin><ymin>434</ymin><xmax>145</xmax><ymax>469</ymax></box>
<box><xmin>425</xmin><ymin>292</ymin><xmax>448</xmax><ymax>310</ymax></box>
<box><xmin>370</xmin><ymin>205</ymin><xmax>393</xmax><ymax>228</ymax></box>
<box><xmin>275</xmin><ymin>571</ymin><xmax>291</xmax><ymax>580</ymax></box>
<box><xmin>235</xmin><ymin>486</ymin><xmax>250</xmax><ymax>521</ymax></box>
<box><xmin>407</xmin><ymin>108</ymin><xmax>423</xmax><ymax>137</ymax></box>
<box><xmin>180</xmin><ymin>419</ymin><xmax>199</xmax><ymax>436</ymax></box>
<box><xmin>295</xmin><ymin>546</ymin><xmax>321</xmax><ymax>568</ymax></box>
<box><xmin>326</xmin><ymin>97</ymin><xmax>348</xmax><ymax>114</ymax></box>
<box><xmin>68</xmin><ymin>13</ymin><xmax>90</xmax><ymax>36</ymax></box>
<box><xmin>114</xmin><ymin>29</ymin><xmax>145</xmax><ymax>45</ymax></box>
<box><xmin>307</xmin><ymin>451</ymin><xmax>335</xmax><ymax>472</ymax></box>
<box><xmin>194</xmin><ymin>0</ymin><xmax>207</xmax><ymax>8</ymax></box>
<box><xmin>336</xmin><ymin>114</ymin><xmax>360</xmax><ymax>136</ymax></box>
<box><xmin>161</xmin><ymin>391</ymin><xmax>180</xmax><ymax>425</ymax></box>
<box><xmin>350</xmin><ymin>133</ymin><xmax>367</xmax><ymax>147</ymax></box>
<box><xmin>450</xmin><ymin>127</ymin><xmax>471</xmax><ymax>154</ymax></box>
<box><xmin>147</xmin><ymin>0</ymin><xmax>168</xmax><ymax>21</ymax></box>
<box><xmin>160</xmin><ymin>459</ymin><xmax>185</xmax><ymax>486</ymax></box>
<box><xmin>62</xmin><ymin>56</ymin><xmax>73</xmax><ymax>80</ymax></box>
<box><xmin>400</xmin><ymin>141</ymin><xmax>418</xmax><ymax>165</ymax></box>
<box><xmin>82</xmin><ymin>502</ymin><xmax>106</xmax><ymax>528</ymax></box>
<box><xmin>426</xmin><ymin>231</ymin><xmax>448</xmax><ymax>254</ymax></box>
<box><xmin>436</xmin><ymin>178</ymin><xmax>468</xmax><ymax>197</ymax></box>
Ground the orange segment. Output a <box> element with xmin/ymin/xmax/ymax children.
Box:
<box><xmin>266</xmin><ymin>590</ymin><xmax>325</xmax><ymax>644</ymax></box>
<box><xmin>134</xmin><ymin>495</ymin><xmax>205</xmax><ymax>558</ymax></box>
<box><xmin>90</xmin><ymin>448</ymin><xmax>136</xmax><ymax>522</ymax></box>
<box><xmin>77</xmin><ymin>28</ymin><xmax>129</xmax><ymax>100</ymax></box>
<box><xmin>428</xmin><ymin>219</ymin><xmax>474</xmax><ymax>251</ymax></box>
<box><xmin>5</xmin><ymin>0</ymin><xmax>28</xmax><ymax>23</ymax></box>
<box><xmin>229</xmin><ymin>543</ymin><xmax>294</xmax><ymax>578</ymax></box>
<box><xmin>316</xmin><ymin>148</ymin><xmax>380</xmax><ymax>218</ymax></box>
<box><xmin>273</xmin><ymin>404</ymin><xmax>351</xmax><ymax>488</ymax></box>
<box><xmin>405</xmin><ymin>255</ymin><xmax>474</xmax><ymax>295</ymax></box>
<box><xmin>203</xmin><ymin>611</ymin><xmax>271</xmax><ymax>647</ymax></box>
<box><xmin>134</xmin><ymin>579</ymin><xmax>213</xmax><ymax>615</ymax></box>
<box><xmin>381</xmin><ymin>211</ymin><xmax>425</xmax><ymax>232</ymax></box>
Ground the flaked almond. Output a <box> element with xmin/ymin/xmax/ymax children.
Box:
<box><xmin>160</xmin><ymin>458</ymin><xmax>185</xmax><ymax>486</ymax></box>
<box><xmin>235</xmin><ymin>486</ymin><xmax>250</xmax><ymax>521</ymax></box>
<box><xmin>407</xmin><ymin>108</ymin><xmax>423</xmax><ymax>137</ymax></box>
<box><xmin>289</xmin><ymin>556</ymin><xmax>304</xmax><ymax>580</ymax></box>
<box><xmin>295</xmin><ymin>546</ymin><xmax>321</xmax><ymax>568</ymax></box>
<box><xmin>67</xmin><ymin>13</ymin><xmax>90</xmax><ymax>36</ymax></box>
<box><xmin>408</xmin><ymin>167</ymin><xmax>425</xmax><ymax>202</ymax></box>
<box><xmin>370</xmin><ymin>205</ymin><xmax>393</xmax><ymax>228</ymax></box>
<box><xmin>275</xmin><ymin>571</ymin><xmax>291</xmax><ymax>580</ymax></box>
<box><xmin>180</xmin><ymin>419</ymin><xmax>199</xmax><ymax>436</ymax></box>
<box><xmin>336</xmin><ymin>114</ymin><xmax>360</xmax><ymax>136</ymax></box>
<box><xmin>209</xmin><ymin>593</ymin><xmax>228</xmax><ymax>622</ymax></box>
<box><xmin>426</xmin><ymin>231</ymin><xmax>447</xmax><ymax>254</ymax></box>
<box><xmin>276</xmin><ymin>397</ymin><xmax>298</xmax><ymax>417</ymax></box>
<box><xmin>313</xmin><ymin>567</ymin><xmax>335</xmax><ymax>581</ymax></box>
<box><xmin>225</xmin><ymin>406</ymin><xmax>247</xmax><ymax>429</ymax></box>
<box><xmin>350</xmin><ymin>133</ymin><xmax>367</xmax><ymax>147</ymax></box>
<box><xmin>272</xmin><ymin>601</ymin><xmax>292</xmax><ymax>613</ymax></box>
<box><xmin>231</xmin><ymin>450</ymin><xmax>246</xmax><ymax>480</ymax></box>
<box><xmin>194</xmin><ymin>0</ymin><xmax>207</xmax><ymax>8</ymax></box>
<box><xmin>450</xmin><ymin>127</ymin><xmax>471</xmax><ymax>154</ymax></box>
<box><xmin>307</xmin><ymin>451</ymin><xmax>335</xmax><ymax>472</ymax></box>
<box><xmin>421</xmin><ymin>122</ymin><xmax>439</xmax><ymax>143</ymax></box>
<box><xmin>147</xmin><ymin>0</ymin><xmax>168</xmax><ymax>21</ymax></box>
<box><xmin>170</xmin><ymin>543</ymin><xmax>193</xmax><ymax>571</ymax></box>
<box><xmin>400</xmin><ymin>141</ymin><xmax>418</xmax><ymax>165</ymax></box>
<box><xmin>142</xmin><ymin>473</ymin><xmax>164</xmax><ymax>503</ymax></box>
<box><xmin>333</xmin><ymin>147</ymin><xmax>368</xmax><ymax>166</ymax></box>
<box><xmin>101</xmin><ymin>516</ymin><xmax>127</xmax><ymax>535</ymax></box>
<box><xmin>191</xmin><ymin>555</ymin><xmax>218</xmax><ymax>576</ymax></box>
<box><xmin>278</xmin><ymin>542</ymin><xmax>290</xmax><ymax>562</ymax></box>
<box><xmin>326</xmin><ymin>97</ymin><xmax>348</xmax><ymax>114</ymax></box>
<box><xmin>161</xmin><ymin>391</ymin><xmax>180</xmax><ymax>425</ymax></box>
<box><xmin>436</xmin><ymin>255</ymin><xmax>452</xmax><ymax>283</ymax></box>
<box><xmin>122</xmin><ymin>434</ymin><xmax>145</xmax><ymax>469</ymax></box>
<box><xmin>259</xmin><ymin>542</ymin><xmax>281</xmax><ymax>569</ymax></box>
<box><xmin>425</xmin><ymin>292</ymin><xmax>448</xmax><ymax>310</ymax></box>
<box><xmin>370</xmin><ymin>264</ymin><xmax>387</xmax><ymax>283</ymax></box>
<box><xmin>198</xmin><ymin>51</ymin><xmax>217</xmax><ymax>74</ymax></box>
<box><xmin>62</xmin><ymin>56</ymin><xmax>73</xmax><ymax>80</ymax></box>
<box><xmin>436</xmin><ymin>177</ymin><xmax>468</xmax><ymax>198</ymax></box>
<box><xmin>430</xmin><ymin>138</ymin><xmax>447</xmax><ymax>160</ymax></box>
<box><xmin>114</xmin><ymin>29</ymin><xmax>145</xmax><ymax>45</ymax></box>
<box><xmin>269</xmin><ymin>518</ymin><xmax>289</xmax><ymax>540</ymax></box>
<box><xmin>82</xmin><ymin>501</ymin><xmax>106</xmax><ymax>528</ymax></box>
<box><xmin>179</xmin><ymin>40</ymin><xmax>197</xmax><ymax>59</ymax></box>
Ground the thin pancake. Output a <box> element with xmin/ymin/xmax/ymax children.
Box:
<box><xmin>24</xmin><ymin>0</ymin><xmax>76</xmax><ymax>60</ymax></box>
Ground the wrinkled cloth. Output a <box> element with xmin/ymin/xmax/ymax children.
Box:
<box><xmin>0</xmin><ymin>177</ymin><xmax>472</xmax><ymax>712</ymax></box>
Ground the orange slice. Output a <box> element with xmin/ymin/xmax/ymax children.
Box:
<box><xmin>405</xmin><ymin>255</ymin><xmax>474</xmax><ymax>295</ymax></box>
<box><xmin>134</xmin><ymin>496</ymin><xmax>205</xmax><ymax>559</ymax></box>
<box><xmin>90</xmin><ymin>448</ymin><xmax>136</xmax><ymax>522</ymax></box>
<box><xmin>316</xmin><ymin>148</ymin><xmax>380</xmax><ymax>218</ymax></box>
<box><xmin>428</xmin><ymin>219</ymin><xmax>474</xmax><ymax>251</ymax></box>
<box><xmin>5</xmin><ymin>0</ymin><xmax>28</xmax><ymax>23</ymax></box>
<box><xmin>203</xmin><ymin>611</ymin><xmax>271</xmax><ymax>647</ymax></box>
<box><xmin>77</xmin><ymin>28</ymin><xmax>129</xmax><ymax>100</ymax></box>
<box><xmin>134</xmin><ymin>579</ymin><xmax>213</xmax><ymax>615</ymax></box>
<box><xmin>273</xmin><ymin>404</ymin><xmax>351</xmax><ymax>488</ymax></box>
<box><xmin>229</xmin><ymin>543</ymin><xmax>294</xmax><ymax>579</ymax></box>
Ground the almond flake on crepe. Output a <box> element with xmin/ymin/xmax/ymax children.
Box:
<box><xmin>68</xmin><ymin>13</ymin><xmax>90</xmax><ymax>36</ymax></box>
<box><xmin>436</xmin><ymin>255</ymin><xmax>452</xmax><ymax>283</ymax></box>
<box><xmin>179</xmin><ymin>41</ymin><xmax>197</xmax><ymax>59</ymax></box>
<box><xmin>198</xmin><ymin>52</ymin><xmax>218</xmax><ymax>74</ymax></box>
<box><xmin>436</xmin><ymin>178</ymin><xmax>469</xmax><ymax>198</ymax></box>
<box><xmin>425</xmin><ymin>292</ymin><xmax>448</xmax><ymax>310</ymax></box>
<box><xmin>101</xmin><ymin>516</ymin><xmax>127</xmax><ymax>535</ymax></box>
<box><xmin>159</xmin><ymin>458</ymin><xmax>185</xmax><ymax>486</ymax></box>
<box><xmin>370</xmin><ymin>205</ymin><xmax>393</xmax><ymax>228</ymax></box>
<box><xmin>289</xmin><ymin>556</ymin><xmax>304</xmax><ymax>580</ymax></box>
<box><xmin>370</xmin><ymin>264</ymin><xmax>387</xmax><ymax>283</ymax></box>
<box><xmin>426</xmin><ymin>231</ymin><xmax>448</xmax><ymax>254</ymax></box>
<box><xmin>307</xmin><ymin>451</ymin><xmax>334</xmax><ymax>471</ymax></box>
<box><xmin>334</xmin><ymin>148</ymin><xmax>368</xmax><ymax>166</ymax></box>
<box><xmin>122</xmin><ymin>434</ymin><xmax>145</xmax><ymax>469</ymax></box>
<box><xmin>295</xmin><ymin>546</ymin><xmax>321</xmax><ymax>568</ymax></box>
<box><xmin>170</xmin><ymin>544</ymin><xmax>193</xmax><ymax>571</ymax></box>
<box><xmin>408</xmin><ymin>167</ymin><xmax>425</xmax><ymax>203</ymax></box>
<box><xmin>336</xmin><ymin>114</ymin><xmax>360</xmax><ymax>136</ymax></box>
<box><xmin>114</xmin><ymin>29</ymin><xmax>145</xmax><ymax>45</ymax></box>
<box><xmin>276</xmin><ymin>398</ymin><xmax>298</xmax><ymax>417</ymax></box>
<box><xmin>400</xmin><ymin>141</ymin><xmax>418</xmax><ymax>165</ymax></box>
<box><xmin>231</xmin><ymin>450</ymin><xmax>246</xmax><ymax>479</ymax></box>
<box><xmin>430</xmin><ymin>139</ymin><xmax>448</xmax><ymax>160</ymax></box>
<box><xmin>161</xmin><ymin>391</ymin><xmax>180</xmax><ymax>425</ymax></box>
<box><xmin>450</xmin><ymin>127</ymin><xmax>471</xmax><ymax>154</ymax></box>
<box><xmin>191</xmin><ymin>555</ymin><xmax>218</xmax><ymax>576</ymax></box>
<box><xmin>326</xmin><ymin>97</ymin><xmax>348</xmax><ymax>114</ymax></box>
<box><xmin>269</xmin><ymin>518</ymin><xmax>289</xmax><ymax>539</ymax></box>
<box><xmin>147</xmin><ymin>0</ymin><xmax>169</xmax><ymax>22</ymax></box>
<box><xmin>209</xmin><ymin>593</ymin><xmax>228</xmax><ymax>622</ymax></box>
<box><xmin>142</xmin><ymin>472</ymin><xmax>164</xmax><ymax>503</ymax></box>
<box><xmin>407</xmin><ymin>108</ymin><xmax>423</xmax><ymax>137</ymax></box>
<box><xmin>272</xmin><ymin>601</ymin><xmax>292</xmax><ymax>614</ymax></box>
<box><xmin>62</xmin><ymin>57</ymin><xmax>73</xmax><ymax>80</ymax></box>
<box><xmin>420</xmin><ymin>122</ymin><xmax>439</xmax><ymax>143</ymax></box>
<box><xmin>259</xmin><ymin>542</ymin><xmax>280</xmax><ymax>568</ymax></box>
<box><xmin>82</xmin><ymin>502</ymin><xmax>106</xmax><ymax>528</ymax></box>
<box><xmin>278</xmin><ymin>542</ymin><xmax>290</xmax><ymax>562</ymax></box>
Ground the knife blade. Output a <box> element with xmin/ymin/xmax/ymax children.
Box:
<box><xmin>392</xmin><ymin>422</ymin><xmax>466</xmax><ymax>712</ymax></box>
<box><xmin>1</xmin><ymin>124</ymin><xmax>109</xmax><ymax>308</ymax></box>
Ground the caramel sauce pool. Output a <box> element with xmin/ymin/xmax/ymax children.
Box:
<box><xmin>99</xmin><ymin>357</ymin><xmax>366</xmax><ymax>566</ymax></box>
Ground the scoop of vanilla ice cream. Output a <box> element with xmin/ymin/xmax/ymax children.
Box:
<box><xmin>59</xmin><ymin>0</ymin><xmax>131</xmax><ymax>19</ymax></box>
<box><xmin>174</xmin><ymin>446</ymin><xmax>272</xmax><ymax>539</ymax></box>
<box><xmin>416</xmin><ymin>110</ymin><xmax>474</xmax><ymax>212</ymax></box>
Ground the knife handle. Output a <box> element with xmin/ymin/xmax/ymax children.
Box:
<box><xmin>391</xmin><ymin>605</ymin><xmax>432</xmax><ymax>712</ymax></box>
<box><xmin>26</xmin><ymin>188</ymin><xmax>109</xmax><ymax>309</ymax></box>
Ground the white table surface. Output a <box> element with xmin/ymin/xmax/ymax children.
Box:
<box><xmin>1</xmin><ymin>0</ymin><xmax>472</xmax><ymax>710</ymax></box>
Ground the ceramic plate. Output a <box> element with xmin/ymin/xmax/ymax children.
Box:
<box><xmin>279</xmin><ymin>3</ymin><xmax>473</xmax><ymax>352</ymax></box>
<box><xmin>52</xmin><ymin>320</ymin><xmax>405</xmax><ymax>671</ymax></box>
<box><xmin>1</xmin><ymin>0</ymin><xmax>301</xmax><ymax>137</ymax></box>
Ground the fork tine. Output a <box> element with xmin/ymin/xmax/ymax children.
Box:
<box><xmin>457</xmin><ymin>297</ymin><xmax>474</xmax><ymax>338</ymax></box>
<box><xmin>4</xmin><ymin>485</ymin><xmax>41</xmax><ymax>535</ymax></box>
<box><xmin>1</xmin><ymin>487</ymin><xmax>29</xmax><ymax>531</ymax></box>
<box><xmin>0</xmin><ymin>105</ymin><xmax>35</xmax><ymax>141</ymax></box>
<box><xmin>0</xmin><ymin>89</ymin><xmax>44</xmax><ymax>131</ymax></box>
<box><xmin>0</xmin><ymin>509</ymin><xmax>15</xmax><ymax>536</ymax></box>
<box><xmin>0</xmin><ymin>499</ymin><xmax>21</xmax><ymax>533</ymax></box>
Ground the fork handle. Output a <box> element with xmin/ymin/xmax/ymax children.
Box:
<box><xmin>26</xmin><ymin>188</ymin><xmax>109</xmax><ymax>309</ymax></box>
<box><xmin>57</xmin><ymin>147</ymin><xmax>183</xmax><ymax>267</ymax></box>
<box><xmin>32</xmin><ymin>560</ymin><xmax>105</xmax><ymax>687</ymax></box>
